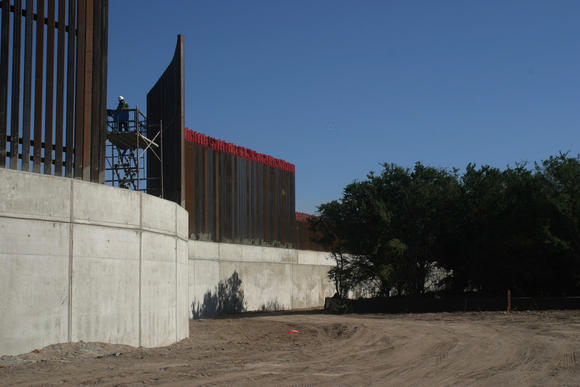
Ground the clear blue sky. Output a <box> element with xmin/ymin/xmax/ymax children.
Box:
<box><xmin>108</xmin><ymin>1</ymin><xmax>579</xmax><ymax>214</ymax></box>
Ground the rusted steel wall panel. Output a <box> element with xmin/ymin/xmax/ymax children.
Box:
<box><xmin>184</xmin><ymin>140</ymin><xmax>195</xmax><ymax>237</ymax></box>
<box><xmin>214</xmin><ymin>151</ymin><xmax>220</xmax><ymax>241</ymax></box>
<box><xmin>90</xmin><ymin>0</ymin><xmax>107</xmax><ymax>183</ymax></box>
<box><xmin>78</xmin><ymin>0</ymin><xmax>94</xmax><ymax>181</ymax></box>
<box><xmin>205</xmin><ymin>148</ymin><xmax>210</xmax><ymax>235</ymax></box>
<box><xmin>183</xmin><ymin>129</ymin><xmax>296</xmax><ymax>247</ymax></box>
<box><xmin>73</xmin><ymin>0</ymin><xmax>86</xmax><ymax>178</ymax></box>
<box><xmin>0</xmin><ymin>0</ymin><xmax>107</xmax><ymax>179</ymax></box>
<box><xmin>22</xmin><ymin>0</ymin><xmax>34</xmax><ymax>171</ymax></box>
<box><xmin>33</xmin><ymin>0</ymin><xmax>45</xmax><ymax>173</ymax></box>
<box><xmin>0</xmin><ymin>0</ymin><xmax>9</xmax><ymax>167</ymax></box>
<box><xmin>44</xmin><ymin>0</ymin><xmax>56</xmax><ymax>174</ymax></box>
<box><xmin>195</xmin><ymin>143</ymin><xmax>203</xmax><ymax>236</ymax></box>
<box><xmin>295</xmin><ymin>220</ymin><xmax>325</xmax><ymax>251</ymax></box>
<box><xmin>64</xmin><ymin>0</ymin><xmax>75</xmax><ymax>177</ymax></box>
<box><xmin>54</xmin><ymin>0</ymin><xmax>65</xmax><ymax>175</ymax></box>
<box><xmin>146</xmin><ymin>34</ymin><xmax>185</xmax><ymax>204</ymax></box>
<box><xmin>295</xmin><ymin>212</ymin><xmax>326</xmax><ymax>251</ymax></box>
<box><xmin>9</xmin><ymin>0</ymin><xmax>22</xmax><ymax>169</ymax></box>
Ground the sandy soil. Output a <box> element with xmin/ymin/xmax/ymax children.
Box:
<box><xmin>1</xmin><ymin>310</ymin><xmax>579</xmax><ymax>386</ymax></box>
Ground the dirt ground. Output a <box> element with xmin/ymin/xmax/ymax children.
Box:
<box><xmin>1</xmin><ymin>310</ymin><xmax>579</xmax><ymax>386</ymax></box>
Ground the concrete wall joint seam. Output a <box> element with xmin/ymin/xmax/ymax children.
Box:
<box><xmin>67</xmin><ymin>179</ymin><xmax>74</xmax><ymax>344</ymax></box>
<box><xmin>0</xmin><ymin>170</ymin><xmax>189</xmax><ymax>356</ymax></box>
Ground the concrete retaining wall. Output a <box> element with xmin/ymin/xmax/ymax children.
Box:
<box><xmin>0</xmin><ymin>169</ymin><xmax>189</xmax><ymax>356</ymax></box>
<box><xmin>188</xmin><ymin>240</ymin><xmax>335</xmax><ymax>317</ymax></box>
<box><xmin>0</xmin><ymin>169</ymin><xmax>335</xmax><ymax>356</ymax></box>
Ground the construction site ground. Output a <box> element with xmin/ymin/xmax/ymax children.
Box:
<box><xmin>1</xmin><ymin>310</ymin><xmax>579</xmax><ymax>386</ymax></box>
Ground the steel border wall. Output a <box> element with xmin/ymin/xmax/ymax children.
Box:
<box><xmin>184</xmin><ymin>138</ymin><xmax>296</xmax><ymax>247</ymax></box>
<box><xmin>147</xmin><ymin>35</ymin><xmax>297</xmax><ymax>247</ymax></box>
<box><xmin>146</xmin><ymin>34</ymin><xmax>185</xmax><ymax>205</ymax></box>
<box><xmin>0</xmin><ymin>0</ymin><xmax>108</xmax><ymax>181</ymax></box>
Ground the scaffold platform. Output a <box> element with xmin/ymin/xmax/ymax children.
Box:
<box><xmin>105</xmin><ymin>108</ymin><xmax>163</xmax><ymax>194</ymax></box>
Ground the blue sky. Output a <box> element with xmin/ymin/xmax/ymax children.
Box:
<box><xmin>108</xmin><ymin>1</ymin><xmax>579</xmax><ymax>214</ymax></box>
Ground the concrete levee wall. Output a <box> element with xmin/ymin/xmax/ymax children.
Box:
<box><xmin>0</xmin><ymin>169</ymin><xmax>189</xmax><ymax>356</ymax></box>
<box><xmin>188</xmin><ymin>240</ymin><xmax>335</xmax><ymax>317</ymax></box>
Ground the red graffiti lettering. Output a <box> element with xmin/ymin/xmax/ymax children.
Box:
<box><xmin>184</xmin><ymin>128</ymin><xmax>295</xmax><ymax>173</ymax></box>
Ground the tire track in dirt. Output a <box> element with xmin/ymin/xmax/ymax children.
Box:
<box><xmin>1</xmin><ymin>311</ymin><xmax>579</xmax><ymax>386</ymax></box>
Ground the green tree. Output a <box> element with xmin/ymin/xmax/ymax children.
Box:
<box><xmin>313</xmin><ymin>154</ymin><xmax>580</xmax><ymax>299</ymax></box>
<box><xmin>312</xmin><ymin>163</ymin><xmax>459</xmax><ymax>297</ymax></box>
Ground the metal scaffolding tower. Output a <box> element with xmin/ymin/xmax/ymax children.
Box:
<box><xmin>105</xmin><ymin>108</ymin><xmax>163</xmax><ymax>196</ymax></box>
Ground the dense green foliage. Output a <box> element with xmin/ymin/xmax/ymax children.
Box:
<box><xmin>309</xmin><ymin>153</ymin><xmax>580</xmax><ymax>298</ymax></box>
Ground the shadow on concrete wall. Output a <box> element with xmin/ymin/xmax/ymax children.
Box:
<box><xmin>260</xmin><ymin>299</ymin><xmax>282</xmax><ymax>312</ymax></box>
<box><xmin>192</xmin><ymin>272</ymin><xmax>246</xmax><ymax>319</ymax></box>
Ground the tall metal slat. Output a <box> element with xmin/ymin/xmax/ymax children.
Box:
<box><xmin>255</xmin><ymin>162</ymin><xmax>261</xmax><ymax>242</ymax></box>
<box><xmin>33</xmin><ymin>0</ymin><xmax>45</xmax><ymax>173</ymax></box>
<box><xmin>220</xmin><ymin>151</ymin><xmax>226</xmax><ymax>242</ymax></box>
<box><xmin>247</xmin><ymin>159</ymin><xmax>252</xmax><ymax>241</ymax></box>
<box><xmin>282</xmin><ymin>170</ymin><xmax>286</xmax><ymax>245</ymax></box>
<box><xmin>243</xmin><ymin>159</ymin><xmax>248</xmax><ymax>241</ymax></box>
<box><xmin>238</xmin><ymin>158</ymin><xmax>243</xmax><ymax>241</ymax></box>
<box><xmin>273</xmin><ymin>168</ymin><xmax>278</xmax><ymax>243</ymax></box>
<box><xmin>251</xmin><ymin>161</ymin><xmax>256</xmax><ymax>242</ymax></box>
<box><xmin>178</xmin><ymin>36</ymin><xmax>185</xmax><ymax>207</ymax></box>
<box><xmin>246</xmin><ymin>159</ymin><xmax>251</xmax><ymax>241</ymax></box>
<box><xmin>208</xmin><ymin>149</ymin><xmax>215</xmax><ymax>240</ymax></box>
<box><xmin>289</xmin><ymin>173</ymin><xmax>296</xmax><ymax>246</ymax></box>
<box><xmin>191</xmin><ymin>143</ymin><xmax>197</xmax><ymax>238</ymax></box>
<box><xmin>287</xmin><ymin>171</ymin><xmax>293</xmax><ymax>246</ymax></box>
<box><xmin>282</xmin><ymin>170</ymin><xmax>286</xmax><ymax>244</ymax></box>
<box><xmin>279</xmin><ymin>169</ymin><xmax>284</xmax><ymax>245</ymax></box>
<box><xmin>255</xmin><ymin>163</ymin><xmax>261</xmax><ymax>242</ymax></box>
<box><xmin>215</xmin><ymin>150</ymin><xmax>219</xmax><ymax>241</ymax></box>
<box><xmin>91</xmin><ymin>0</ymin><xmax>107</xmax><ymax>183</ymax></box>
<box><xmin>265</xmin><ymin>165</ymin><xmax>269</xmax><ymax>244</ymax></box>
<box><xmin>195</xmin><ymin>143</ymin><xmax>203</xmax><ymax>238</ymax></box>
<box><xmin>239</xmin><ymin>157</ymin><xmax>244</xmax><ymax>241</ymax></box>
<box><xmin>22</xmin><ymin>0</ymin><xmax>34</xmax><ymax>171</ymax></box>
<box><xmin>146</xmin><ymin>35</ymin><xmax>184</xmax><ymax>204</ymax></box>
<box><xmin>198</xmin><ymin>144</ymin><xmax>204</xmax><ymax>238</ymax></box>
<box><xmin>89</xmin><ymin>0</ymin><xmax>99</xmax><ymax>181</ymax></box>
<box><xmin>80</xmin><ymin>0</ymin><xmax>92</xmax><ymax>180</ymax></box>
<box><xmin>280</xmin><ymin>170</ymin><xmax>285</xmax><ymax>245</ymax></box>
<box><xmin>0</xmin><ymin>0</ymin><xmax>10</xmax><ymax>167</ymax></box>
<box><xmin>284</xmin><ymin>170</ymin><xmax>288</xmax><ymax>245</ymax></box>
<box><xmin>257</xmin><ymin>163</ymin><xmax>264</xmax><ymax>243</ymax></box>
<box><xmin>44</xmin><ymin>0</ymin><xmax>56</xmax><ymax>174</ymax></box>
<box><xmin>54</xmin><ymin>0</ymin><xmax>65</xmax><ymax>174</ymax></box>
<box><xmin>217</xmin><ymin>151</ymin><xmax>222</xmax><ymax>241</ymax></box>
<box><xmin>284</xmin><ymin>171</ymin><xmax>288</xmax><ymax>244</ymax></box>
<box><xmin>224</xmin><ymin>152</ymin><xmax>232</xmax><ymax>241</ymax></box>
<box><xmin>73</xmin><ymin>0</ymin><xmax>85</xmax><ymax>177</ymax></box>
<box><xmin>233</xmin><ymin>156</ymin><xmax>238</xmax><ymax>242</ymax></box>
<box><xmin>255</xmin><ymin>162</ymin><xmax>261</xmax><ymax>243</ymax></box>
<box><xmin>280</xmin><ymin>170</ymin><xmax>288</xmax><ymax>245</ymax></box>
<box><xmin>271</xmin><ymin>167</ymin><xmax>276</xmax><ymax>243</ymax></box>
<box><xmin>192</xmin><ymin>142</ymin><xmax>197</xmax><ymax>238</ymax></box>
<box><xmin>203</xmin><ymin>147</ymin><xmax>209</xmax><ymax>234</ymax></box>
<box><xmin>9</xmin><ymin>0</ymin><xmax>22</xmax><ymax>169</ymax></box>
<box><xmin>265</xmin><ymin>166</ymin><xmax>270</xmax><ymax>243</ymax></box>
<box><xmin>64</xmin><ymin>0</ymin><xmax>75</xmax><ymax>177</ymax></box>
<box><xmin>185</xmin><ymin>141</ymin><xmax>195</xmax><ymax>238</ymax></box>
<box><xmin>99</xmin><ymin>0</ymin><xmax>108</xmax><ymax>182</ymax></box>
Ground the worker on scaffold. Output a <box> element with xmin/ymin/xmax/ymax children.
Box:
<box><xmin>117</xmin><ymin>96</ymin><xmax>129</xmax><ymax>131</ymax></box>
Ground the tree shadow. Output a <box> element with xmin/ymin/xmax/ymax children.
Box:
<box><xmin>260</xmin><ymin>299</ymin><xmax>282</xmax><ymax>312</ymax></box>
<box><xmin>192</xmin><ymin>271</ymin><xmax>245</xmax><ymax>319</ymax></box>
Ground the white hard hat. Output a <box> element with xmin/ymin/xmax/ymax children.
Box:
<box><xmin>118</xmin><ymin>96</ymin><xmax>124</xmax><ymax>101</ymax></box>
